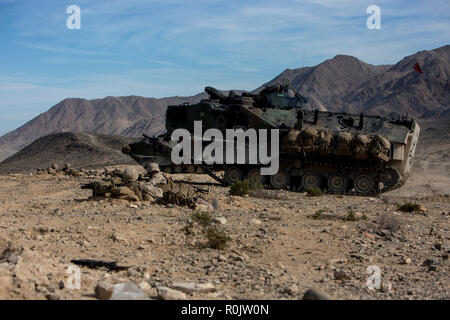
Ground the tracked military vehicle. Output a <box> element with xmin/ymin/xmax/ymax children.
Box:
<box><xmin>123</xmin><ymin>82</ymin><xmax>420</xmax><ymax>195</ymax></box>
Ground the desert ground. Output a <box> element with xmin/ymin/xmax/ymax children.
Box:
<box><xmin>0</xmin><ymin>166</ymin><xmax>449</xmax><ymax>300</ymax></box>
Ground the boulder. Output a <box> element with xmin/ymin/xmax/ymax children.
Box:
<box><xmin>157</xmin><ymin>287</ymin><xmax>186</xmax><ymax>300</ymax></box>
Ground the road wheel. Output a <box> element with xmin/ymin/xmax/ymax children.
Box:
<box><xmin>269</xmin><ymin>170</ymin><xmax>290</xmax><ymax>190</ymax></box>
<box><xmin>247</xmin><ymin>168</ymin><xmax>266</xmax><ymax>185</ymax></box>
<box><xmin>301</xmin><ymin>171</ymin><xmax>322</xmax><ymax>189</ymax></box>
<box><xmin>354</xmin><ymin>174</ymin><xmax>374</xmax><ymax>195</ymax></box>
<box><xmin>224</xmin><ymin>167</ymin><xmax>244</xmax><ymax>185</ymax></box>
<box><xmin>327</xmin><ymin>173</ymin><xmax>347</xmax><ymax>193</ymax></box>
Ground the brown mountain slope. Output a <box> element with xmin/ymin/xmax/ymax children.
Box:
<box><xmin>0</xmin><ymin>132</ymin><xmax>136</xmax><ymax>174</ymax></box>
<box><xmin>343</xmin><ymin>45</ymin><xmax>450</xmax><ymax>117</ymax></box>
<box><xmin>257</xmin><ymin>55</ymin><xmax>391</xmax><ymax>111</ymax></box>
<box><xmin>0</xmin><ymin>94</ymin><xmax>205</xmax><ymax>162</ymax></box>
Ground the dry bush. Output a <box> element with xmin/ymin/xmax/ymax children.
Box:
<box><xmin>192</xmin><ymin>211</ymin><xmax>212</xmax><ymax>227</ymax></box>
<box><xmin>206</xmin><ymin>226</ymin><xmax>231</xmax><ymax>250</ymax></box>
<box><xmin>230</xmin><ymin>179</ymin><xmax>262</xmax><ymax>196</ymax></box>
<box><xmin>397</xmin><ymin>202</ymin><xmax>422</xmax><ymax>213</ymax></box>
<box><xmin>376</xmin><ymin>214</ymin><xmax>403</xmax><ymax>232</ymax></box>
<box><xmin>306</xmin><ymin>187</ymin><xmax>324</xmax><ymax>197</ymax></box>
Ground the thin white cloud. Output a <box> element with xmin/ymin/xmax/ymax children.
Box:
<box><xmin>146</xmin><ymin>59</ymin><xmax>176</xmax><ymax>66</ymax></box>
<box><xmin>15</xmin><ymin>41</ymin><xmax>114</xmax><ymax>56</ymax></box>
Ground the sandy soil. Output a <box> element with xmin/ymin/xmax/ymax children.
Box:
<box><xmin>0</xmin><ymin>168</ymin><xmax>449</xmax><ymax>300</ymax></box>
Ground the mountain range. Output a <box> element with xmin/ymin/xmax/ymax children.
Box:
<box><xmin>0</xmin><ymin>45</ymin><xmax>449</xmax><ymax>163</ymax></box>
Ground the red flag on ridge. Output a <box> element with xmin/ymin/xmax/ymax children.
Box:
<box><xmin>413</xmin><ymin>62</ymin><xmax>423</xmax><ymax>74</ymax></box>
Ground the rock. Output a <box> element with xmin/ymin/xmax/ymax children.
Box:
<box><xmin>401</xmin><ymin>257</ymin><xmax>412</xmax><ymax>265</ymax></box>
<box><xmin>111</xmin><ymin>232</ymin><xmax>127</xmax><ymax>242</ymax></box>
<box><xmin>195</xmin><ymin>198</ymin><xmax>213</xmax><ymax>211</ymax></box>
<box><xmin>422</xmin><ymin>258</ymin><xmax>436</xmax><ymax>267</ymax></box>
<box><xmin>381</xmin><ymin>280</ymin><xmax>392</xmax><ymax>293</ymax></box>
<box><xmin>212</xmin><ymin>217</ymin><xmax>227</xmax><ymax>225</ymax></box>
<box><xmin>334</xmin><ymin>269</ymin><xmax>351</xmax><ymax>281</ymax></box>
<box><xmin>284</xmin><ymin>284</ymin><xmax>299</xmax><ymax>295</ymax></box>
<box><xmin>170</xmin><ymin>282</ymin><xmax>216</xmax><ymax>294</ymax></box>
<box><xmin>7</xmin><ymin>254</ymin><xmax>19</xmax><ymax>265</ymax></box>
<box><xmin>250</xmin><ymin>219</ymin><xmax>262</xmax><ymax>225</ymax></box>
<box><xmin>362</xmin><ymin>232</ymin><xmax>375</xmax><ymax>239</ymax></box>
<box><xmin>217</xmin><ymin>254</ymin><xmax>227</xmax><ymax>262</ymax></box>
<box><xmin>123</xmin><ymin>167</ymin><xmax>139</xmax><ymax>182</ymax></box>
<box><xmin>0</xmin><ymin>275</ymin><xmax>14</xmax><ymax>296</ymax></box>
<box><xmin>127</xmin><ymin>268</ymin><xmax>141</xmax><ymax>278</ymax></box>
<box><xmin>428</xmin><ymin>265</ymin><xmax>437</xmax><ymax>272</ymax></box>
<box><xmin>46</xmin><ymin>293</ymin><xmax>60</xmax><ymax>300</ymax></box>
<box><xmin>195</xmin><ymin>204</ymin><xmax>210</xmax><ymax>211</ymax></box>
<box><xmin>138</xmin><ymin>281</ymin><xmax>151</xmax><ymax>291</ymax></box>
<box><xmin>51</xmin><ymin>163</ymin><xmax>59</xmax><ymax>170</ymax></box>
<box><xmin>110</xmin><ymin>282</ymin><xmax>148</xmax><ymax>300</ymax></box>
<box><xmin>302</xmin><ymin>288</ymin><xmax>329</xmax><ymax>300</ymax></box>
<box><xmin>157</xmin><ymin>287</ymin><xmax>186</xmax><ymax>300</ymax></box>
<box><xmin>94</xmin><ymin>281</ymin><xmax>114</xmax><ymax>300</ymax></box>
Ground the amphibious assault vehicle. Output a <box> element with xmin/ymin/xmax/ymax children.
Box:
<box><xmin>122</xmin><ymin>82</ymin><xmax>420</xmax><ymax>195</ymax></box>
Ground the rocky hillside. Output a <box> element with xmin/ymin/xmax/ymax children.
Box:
<box><xmin>0</xmin><ymin>132</ymin><xmax>136</xmax><ymax>174</ymax></box>
<box><xmin>256</xmin><ymin>55</ymin><xmax>391</xmax><ymax>112</ymax></box>
<box><xmin>343</xmin><ymin>45</ymin><xmax>450</xmax><ymax>117</ymax></box>
<box><xmin>0</xmin><ymin>45</ymin><xmax>448</xmax><ymax>162</ymax></box>
<box><xmin>259</xmin><ymin>45</ymin><xmax>449</xmax><ymax>118</ymax></box>
<box><xmin>0</xmin><ymin>94</ymin><xmax>205</xmax><ymax>162</ymax></box>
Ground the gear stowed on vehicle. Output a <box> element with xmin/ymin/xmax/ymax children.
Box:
<box><xmin>122</xmin><ymin>80</ymin><xmax>420</xmax><ymax>196</ymax></box>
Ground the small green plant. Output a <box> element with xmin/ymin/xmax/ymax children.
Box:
<box><xmin>230</xmin><ymin>179</ymin><xmax>262</xmax><ymax>196</ymax></box>
<box><xmin>345</xmin><ymin>210</ymin><xmax>368</xmax><ymax>221</ymax></box>
<box><xmin>182</xmin><ymin>222</ymin><xmax>194</xmax><ymax>236</ymax></box>
<box><xmin>192</xmin><ymin>211</ymin><xmax>212</xmax><ymax>227</ymax></box>
<box><xmin>313</xmin><ymin>209</ymin><xmax>326</xmax><ymax>220</ymax></box>
<box><xmin>306</xmin><ymin>187</ymin><xmax>324</xmax><ymax>197</ymax></box>
<box><xmin>346</xmin><ymin>210</ymin><xmax>357</xmax><ymax>221</ymax></box>
<box><xmin>397</xmin><ymin>202</ymin><xmax>421</xmax><ymax>213</ymax></box>
<box><xmin>206</xmin><ymin>226</ymin><xmax>231</xmax><ymax>250</ymax></box>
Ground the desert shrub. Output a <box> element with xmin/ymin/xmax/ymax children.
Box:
<box><xmin>306</xmin><ymin>187</ymin><xmax>324</xmax><ymax>197</ymax></box>
<box><xmin>230</xmin><ymin>179</ymin><xmax>262</xmax><ymax>196</ymax></box>
<box><xmin>345</xmin><ymin>210</ymin><xmax>368</xmax><ymax>221</ymax></box>
<box><xmin>182</xmin><ymin>221</ymin><xmax>194</xmax><ymax>236</ymax></box>
<box><xmin>346</xmin><ymin>210</ymin><xmax>358</xmax><ymax>221</ymax></box>
<box><xmin>192</xmin><ymin>211</ymin><xmax>212</xmax><ymax>227</ymax></box>
<box><xmin>211</xmin><ymin>198</ymin><xmax>219</xmax><ymax>210</ymax></box>
<box><xmin>206</xmin><ymin>226</ymin><xmax>231</xmax><ymax>250</ymax></box>
<box><xmin>313</xmin><ymin>209</ymin><xmax>326</xmax><ymax>220</ymax></box>
<box><xmin>397</xmin><ymin>202</ymin><xmax>421</xmax><ymax>213</ymax></box>
<box><xmin>258</xmin><ymin>212</ymin><xmax>282</xmax><ymax>221</ymax></box>
<box><xmin>269</xmin><ymin>216</ymin><xmax>282</xmax><ymax>221</ymax></box>
<box><xmin>376</xmin><ymin>214</ymin><xmax>402</xmax><ymax>232</ymax></box>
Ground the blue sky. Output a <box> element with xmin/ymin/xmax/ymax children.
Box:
<box><xmin>0</xmin><ymin>0</ymin><xmax>449</xmax><ymax>136</ymax></box>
